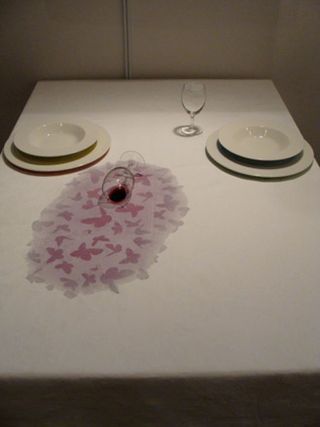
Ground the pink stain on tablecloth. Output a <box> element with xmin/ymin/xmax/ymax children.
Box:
<box><xmin>26</xmin><ymin>163</ymin><xmax>189</xmax><ymax>297</ymax></box>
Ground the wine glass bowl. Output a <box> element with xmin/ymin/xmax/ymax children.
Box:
<box><xmin>99</xmin><ymin>150</ymin><xmax>145</xmax><ymax>208</ymax></box>
<box><xmin>176</xmin><ymin>82</ymin><xmax>206</xmax><ymax>137</ymax></box>
<box><xmin>100</xmin><ymin>166</ymin><xmax>134</xmax><ymax>207</ymax></box>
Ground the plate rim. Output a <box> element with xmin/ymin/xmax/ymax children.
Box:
<box><xmin>218</xmin><ymin>119</ymin><xmax>304</xmax><ymax>162</ymax></box>
<box><xmin>206</xmin><ymin>130</ymin><xmax>314</xmax><ymax>179</ymax></box>
<box><xmin>13</xmin><ymin>119</ymin><xmax>99</xmax><ymax>158</ymax></box>
<box><xmin>3</xmin><ymin>125</ymin><xmax>111</xmax><ymax>173</ymax></box>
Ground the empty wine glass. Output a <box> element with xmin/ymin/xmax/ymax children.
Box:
<box><xmin>100</xmin><ymin>166</ymin><xmax>134</xmax><ymax>208</ymax></box>
<box><xmin>176</xmin><ymin>82</ymin><xmax>206</xmax><ymax>137</ymax></box>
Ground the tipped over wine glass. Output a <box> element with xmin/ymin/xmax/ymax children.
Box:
<box><xmin>175</xmin><ymin>82</ymin><xmax>206</xmax><ymax>137</ymax></box>
<box><xmin>100</xmin><ymin>166</ymin><xmax>134</xmax><ymax>208</ymax></box>
<box><xmin>99</xmin><ymin>151</ymin><xmax>145</xmax><ymax>208</ymax></box>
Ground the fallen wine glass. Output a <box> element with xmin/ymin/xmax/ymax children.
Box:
<box><xmin>99</xmin><ymin>166</ymin><xmax>135</xmax><ymax>208</ymax></box>
<box><xmin>98</xmin><ymin>151</ymin><xmax>145</xmax><ymax>207</ymax></box>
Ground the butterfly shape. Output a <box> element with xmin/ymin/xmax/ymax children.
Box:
<box><xmin>70</xmin><ymin>242</ymin><xmax>103</xmax><ymax>261</ymax></box>
<box><xmin>154</xmin><ymin>224</ymin><xmax>166</xmax><ymax>231</ymax></box>
<box><xmin>135</xmin><ymin>174</ymin><xmax>152</xmax><ymax>186</ymax></box>
<box><xmin>46</xmin><ymin>247</ymin><xmax>64</xmax><ymax>264</ymax></box>
<box><xmin>125</xmin><ymin>219</ymin><xmax>142</xmax><ymax>227</ymax></box>
<box><xmin>60</xmin><ymin>278</ymin><xmax>79</xmax><ymax>292</ymax></box>
<box><xmin>26</xmin><ymin>268</ymin><xmax>44</xmax><ymax>283</ymax></box>
<box><xmin>82</xmin><ymin>272</ymin><xmax>96</xmax><ymax>286</ymax></box>
<box><xmin>92</xmin><ymin>235</ymin><xmax>110</xmax><ymax>246</ymax></box>
<box><xmin>55</xmin><ymin>261</ymin><xmax>74</xmax><ymax>274</ymax></box>
<box><xmin>85</xmin><ymin>169</ymin><xmax>105</xmax><ymax>184</ymax></box>
<box><xmin>58</xmin><ymin>210</ymin><xmax>73</xmax><ymax>221</ymax></box>
<box><xmin>136</xmin><ymin>269</ymin><xmax>149</xmax><ymax>280</ymax></box>
<box><xmin>154</xmin><ymin>209</ymin><xmax>166</xmax><ymax>219</ymax></box>
<box><xmin>70</xmin><ymin>192</ymin><xmax>82</xmax><ymax>201</ymax></box>
<box><xmin>105</xmin><ymin>243</ymin><xmax>122</xmax><ymax>256</ymax></box>
<box><xmin>81</xmin><ymin>207</ymin><xmax>112</xmax><ymax>228</ymax></box>
<box><xmin>116</xmin><ymin>203</ymin><xmax>144</xmax><ymax>218</ymax></box>
<box><xmin>55</xmin><ymin>235</ymin><xmax>72</xmax><ymax>246</ymax></box>
<box><xmin>169</xmin><ymin>219</ymin><xmax>184</xmax><ymax>230</ymax></box>
<box><xmin>55</xmin><ymin>203</ymin><xmax>71</xmax><ymax>209</ymax></box>
<box><xmin>137</xmin><ymin>191</ymin><xmax>153</xmax><ymax>202</ymax></box>
<box><xmin>133</xmin><ymin>237</ymin><xmax>151</xmax><ymax>247</ymax></box>
<box><xmin>159</xmin><ymin>176</ymin><xmax>173</xmax><ymax>184</ymax></box>
<box><xmin>179</xmin><ymin>206</ymin><xmax>189</xmax><ymax>216</ymax></box>
<box><xmin>135</xmin><ymin>228</ymin><xmax>150</xmax><ymax>235</ymax></box>
<box><xmin>82</xmin><ymin>199</ymin><xmax>95</xmax><ymax>209</ymax></box>
<box><xmin>120</xmin><ymin>248</ymin><xmax>140</xmax><ymax>264</ymax></box>
<box><xmin>156</xmin><ymin>195</ymin><xmax>179</xmax><ymax>212</ymax></box>
<box><xmin>162</xmin><ymin>185</ymin><xmax>181</xmax><ymax>192</ymax></box>
<box><xmin>53</xmin><ymin>224</ymin><xmax>71</xmax><ymax>233</ymax></box>
<box><xmin>87</xmin><ymin>187</ymin><xmax>101</xmax><ymax>199</ymax></box>
<box><xmin>28</xmin><ymin>250</ymin><xmax>41</xmax><ymax>263</ymax></box>
<box><xmin>159</xmin><ymin>244</ymin><xmax>167</xmax><ymax>253</ymax></box>
<box><xmin>100</xmin><ymin>267</ymin><xmax>133</xmax><ymax>288</ymax></box>
<box><xmin>32</xmin><ymin>220</ymin><xmax>54</xmax><ymax>232</ymax></box>
<box><xmin>112</xmin><ymin>222</ymin><xmax>123</xmax><ymax>235</ymax></box>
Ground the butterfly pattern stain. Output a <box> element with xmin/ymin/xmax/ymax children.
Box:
<box><xmin>27</xmin><ymin>163</ymin><xmax>189</xmax><ymax>297</ymax></box>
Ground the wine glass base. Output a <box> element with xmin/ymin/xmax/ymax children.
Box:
<box><xmin>174</xmin><ymin>125</ymin><xmax>203</xmax><ymax>137</ymax></box>
<box><xmin>119</xmin><ymin>150</ymin><xmax>145</xmax><ymax>176</ymax></box>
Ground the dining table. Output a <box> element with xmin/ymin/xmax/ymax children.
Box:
<box><xmin>1</xmin><ymin>79</ymin><xmax>320</xmax><ymax>426</ymax></box>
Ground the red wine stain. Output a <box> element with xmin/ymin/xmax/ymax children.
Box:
<box><xmin>108</xmin><ymin>185</ymin><xmax>128</xmax><ymax>203</ymax></box>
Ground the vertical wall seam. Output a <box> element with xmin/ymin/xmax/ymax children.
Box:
<box><xmin>122</xmin><ymin>0</ymin><xmax>131</xmax><ymax>79</ymax></box>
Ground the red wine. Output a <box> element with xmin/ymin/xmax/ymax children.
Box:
<box><xmin>108</xmin><ymin>185</ymin><xmax>128</xmax><ymax>203</ymax></box>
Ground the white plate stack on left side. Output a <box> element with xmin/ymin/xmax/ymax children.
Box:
<box><xmin>2</xmin><ymin>118</ymin><xmax>111</xmax><ymax>173</ymax></box>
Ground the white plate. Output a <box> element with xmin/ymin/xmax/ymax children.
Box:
<box><xmin>14</xmin><ymin>119</ymin><xmax>98</xmax><ymax>157</ymax></box>
<box><xmin>206</xmin><ymin>131</ymin><xmax>313</xmax><ymax>179</ymax></box>
<box><xmin>218</xmin><ymin>119</ymin><xmax>304</xmax><ymax>161</ymax></box>
<box><xmin>3</xmin><ymin>125</ymin><xmax>111</xmax><ymax>173</ymax></box>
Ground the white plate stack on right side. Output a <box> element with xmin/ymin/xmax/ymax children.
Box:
<box><xmin>206</xmin><ymin>118</ymin><xmax>314</xmax><ymax>179</ymax></box>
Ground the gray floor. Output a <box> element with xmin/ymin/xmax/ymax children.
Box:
<box><xmin>1</xmin><ymin>374</ymin><xmax>320</xmax><ymax>426</ymax></box>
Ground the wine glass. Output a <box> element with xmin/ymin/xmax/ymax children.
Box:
<box><xmin>100</xmin><ymin>166</ymin><xmax>135</xmax><ymax>208</ymax></box>
<box><xmin>99</xmin><ymin>151</ymin><xmax>145</xmax><ymax>207</ymax></box>
<box><xmin>176</xmin><ymin>82</ymin><xmax>206</xmax><ymax>137</ymax></box>
<box><xmin>119</xmin><ymin>150</ymin><xmax>145</xmax><ymax>177</ymax></box>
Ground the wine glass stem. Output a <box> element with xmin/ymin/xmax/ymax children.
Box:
<box><xmin>190</xmin><ymin>112</ymin><xmax>195</xmax><ymax>129</ymax></box>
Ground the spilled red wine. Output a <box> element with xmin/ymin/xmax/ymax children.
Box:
<box><xmin>108</xmin><ymin>185</ymin><xmax>128</xmax><ymax>203</ymax></box>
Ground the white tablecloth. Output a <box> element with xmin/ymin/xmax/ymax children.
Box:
<box><xmin>1</xmin><ymin>79</ymin><xmax>320</xmax><ymax>379</ymax></box>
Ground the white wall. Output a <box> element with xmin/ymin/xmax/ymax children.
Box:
<box><xmin>273</xmin><ymin>0</ymin><xmax>320</xmax><ymax>160</ymax></box>
<box><xmin>128</xmin><ymin>0</ymin><xmax>279</xmax><ymax>78</ymax></box>
<box><xmin>0</xmin><ymin>0</ymin><xmax>319</xmax><ymax>159</ymax></box>
<box><xmin>127</xmin><ymin>0</ymin><xmax>319</xmax><ymax>158</ymax></box>
<box><xmin>0</xmin><ymin>0</ymin><xmax>123</xmax><ymax>145</ymax></box>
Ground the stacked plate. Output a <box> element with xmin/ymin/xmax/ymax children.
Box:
<box><xmin>206</xmin><ymin>119</ymin><xmax>314</xmax><ymax>179</ymax></box>
<box><xmin>3</xmin><ymin>118</ymin><xmax>111</xmax><ymax>173</ymax></box>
